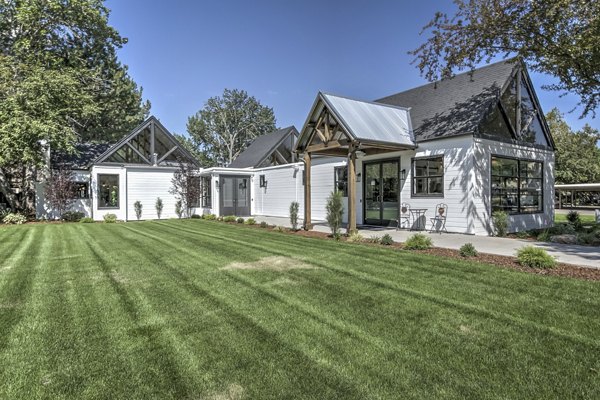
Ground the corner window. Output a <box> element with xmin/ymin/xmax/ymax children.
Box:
<box><xmin>259</xmin><ymin>174</ymin><xmax>266</xmax><ymax>188</ymax></box>
<box><xmin>98</xmin><ymin>174</ymin><xmax>119</xmax><ymax>208</ymax></box>
<box><xmin>189</xmin><ymin>177</ymin><xmax>201</xmax><ymax>208</ymax></box>
<box><xmin>412</xmin><ymin>156</ymin><xmax>444</xmax><ymax>197</ymax></box>
<box><xmin>72</xmin><ymin>182</ymin><xmax>89</xmax><ymax>199</ymax></box>
<box><xmin>491</xmin><ymin>156</ymin><xmax>543</xmax><ymax>214</ymax></box>
<box><xmin>200</xmin><ymin>176</ymin><xmax>211</xmax><ymax>208</ymax></box>
<box><xmin>334</xmin><ymin>166</ymin><xmax>348</xmax><ymax>196</ymax></box>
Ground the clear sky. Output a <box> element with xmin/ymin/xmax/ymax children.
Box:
<box><xmin>105</xmin><ymin>0</ymin><xmax>596</xmax><ymax>136</ymax></box>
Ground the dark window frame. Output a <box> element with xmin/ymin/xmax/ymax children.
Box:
<box><xmin>97</xmin><ymin>174</ymin><xmax>120</xmax><ymax>209</ymax></box>
<box><xmin>334</xmin><ymin>166</ymin><xmax>348</xmax><ymax>197</ymax></box>
<box><xmin>411</xmin><ymin>155</ymin><xmax>444</xmax><ymax>198</ymax></box>
<box><xmin>490</xmin><ymin>154</ymin><xmax>544</xmax><ymax>215</ymax></box>
<box><xmin>72</xmin><ymin>181</ymin><xmax>90</xmax><ymax>199</ymax></box>
<box><xmin>200</xmin><ymin>176</ymin><xmax>211</xmax><ymax>208</ymax></box>
<box><xmin>259</xmin><ymin>174</ymin><xmax>266</xmax><ymax>188</ymax></box>
<box><xmin>189</xmin><ymin>176</ymin><xmax>201</xmax><ymax>208</ymax></box>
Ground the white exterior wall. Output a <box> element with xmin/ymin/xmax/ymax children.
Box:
<box><xmin>472</xmin><ymin>138</ymin><xmax>555</xmax><ymax>234</ymax></box>
<box><xmin>126</xmin><ymin>167</ymin><xmax>200</xmax><ymax>220</ymax></box>
<box><xmin>35</xmin><ymin>170</ymin><xmax>92</xmax><ymax>220</ymax></box>
<box><xmin>91</xmin><ymin>165</ymin><xmax>127</xmax><ymax>221</ymax></box>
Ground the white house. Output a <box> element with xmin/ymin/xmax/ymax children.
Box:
<box><xmin>36</xmin><ymin>116</ymin><xmax>201</xmax><ymax>221</ymax></box>
<box><xmin>201</xmin><ymin>59</ymin><xmax>555</xmax><ymax>235</ymax></box>
<box><xmin>36</xmin><ymin>59</ymin><xmax>555</xmax><ymax>235</ymax></box>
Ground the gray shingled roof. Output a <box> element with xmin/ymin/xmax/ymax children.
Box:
<box><xmin>51</xmin><ymin>142</ymin><xmax>111</xmax><ymax>169</ymax></box>
<box><xmin>229</xmin><ymin>126</ymin><xmax>298</xmax><ymax>168</ymax></box>
<box><xmin>376</xmin><ymin>59</ymin><xmax>518</xmax><ymax>142</ymax></box>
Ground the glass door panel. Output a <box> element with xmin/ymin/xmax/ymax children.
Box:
<box><xmin>364</xmin><ymin>163</ymin><xmax>381</xmax><ymax>224</ymax></box>
<box><xmin>236</xmin><ymin>177</ymin><xmax>250</xmax><ymax>216</ymax></box>
<box><xmin>381</xmin><ymin>161</ymin><xmax>399</xmax><ymax>224</ymax></box>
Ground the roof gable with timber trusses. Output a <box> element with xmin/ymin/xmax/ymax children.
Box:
<box><xmin>377</xmin><ymin>59</ymin><xmax>555</xmax><ymax>149</ymax></box>
<box><xmin>296</xmin><ymin>92</ymin><xmax>416</xmax><ymax>157</ymax></box>
<box><xmin>228</xmin><ymin>126</ymin><xmax>299</xmax><ymax>168</ymax></box>
<box><xmin>94</xmin><ymin>116</ymin><xmax>200</xmax><ymax>167</ymax></box>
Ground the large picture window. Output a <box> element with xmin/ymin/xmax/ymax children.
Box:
<box><xmin>334</xmin><ymin>166</ymin><xmax>348</xmax><ymax>196</ymax></box>
<box><xmin>412</xmin><ymin>156</ymin><xmax>444</xmax><ymax>197</ymax></box>
<box><xmin>491</xmin><ymin>156</ymin><xmax>543</xmax><ymax>214</ymax></box>
<box><xmin>200</xmin><ymin>176</ymin><xmax>211</xmax><ymax>208</ymax></box>
<box><xmin>98</xmin><ymin>174</ymin><xmax>119</xmax><ymax>208</ymax></box>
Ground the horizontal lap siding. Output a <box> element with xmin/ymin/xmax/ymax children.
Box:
<box><xmin>473</xmin><ymin>138</ymin><xmax>554</xmax><ymax>234</ymax></box>
<box><xmin>126</xmin><ymin>168</ymin><xmax>193</xmax><ymax>221</ymax></box>
<box><xmin>253</xmin><ymin>166</ymin><xmax>303</xmax><ymax>218</ymax></box>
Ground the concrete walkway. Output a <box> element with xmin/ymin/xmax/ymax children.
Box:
<box><xmin>254</xmin><ymin>216</ymin><xmax>600</xmax><ymax>269</ymax></box>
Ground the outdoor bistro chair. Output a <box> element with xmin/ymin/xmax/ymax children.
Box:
<box><xmin>429</xmin><ymin>203</ymin><xmax>448</xmax><ymax>233</ymax></box>
<box><xmin>396</xmin><ymin>203</ymin><xmax>411</xmax><ymax>230</ymax></box>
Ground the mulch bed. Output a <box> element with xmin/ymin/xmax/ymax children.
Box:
<box><xmin>245</xmin><ymin>223</ymin><xmax>600</xmax><ymax>281</ymax></box>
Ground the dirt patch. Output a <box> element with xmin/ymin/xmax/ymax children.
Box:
<box><xmin>205</xmin><ymin>383</ymin><xmax>244</xmax><ymax>400</ymax></box>
<box><xmin>222</xmin><ymin>256</ymin><xmax>316</xmax><ymax>272</ymax></box>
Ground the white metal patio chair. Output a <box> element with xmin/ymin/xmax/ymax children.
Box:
<box><xmin>396</xmin><ymin>203</ymin><xmax>411</xmax><ymax>230</ymax></box>
<box><xmin>429</xmin><ymin>203</ymin><xmax>448</xmax><ymax>233</ymax></box>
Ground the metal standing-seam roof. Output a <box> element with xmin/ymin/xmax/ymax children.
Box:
<box><xmin>321</xmin><ymin>93</ymin><xmax>415</xmax><ymax>147</ymax></box>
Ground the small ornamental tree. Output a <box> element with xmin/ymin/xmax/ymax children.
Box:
<box><xmin>155</xmin><ymin>197</ymin><xmax>163</xmax><ymax>219</ymax></box>
<box><xmin>175</xmin><ymin>200</ymin><xmax>183</xmax><ymax>219</ymax></box>
<box><xmin>134</xmin><ymin>201</ymin><xmax>142</xmax><ymax>220</ymax></box>
<box><xmin>289</xmin><ymin>201</ymin><xmax>299</xmax><ymax>231</ymax></box>
<box><xmin>44</xmin><ymin>168</ymin><xmax>76</xmax><ymax>219</ymax></box>
<box><xmin>326</xmin><ymin>190</ymin><xmax>344</xmax><ymax>237</ymax></box>
<box><xmin>170</xmin><ymin>162</ymin><xmax>200</xmax><ymax>218</ymax></box>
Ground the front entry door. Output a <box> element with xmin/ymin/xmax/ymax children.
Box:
<box><xmin>364</xmin><ymin>160</ymin><xmax>399</xmax><ymax>226</ymax></box>
<box><xmin>220</xmin><ymin>175</ymin><xmax>250</xmax><ymax>216</ymax></box>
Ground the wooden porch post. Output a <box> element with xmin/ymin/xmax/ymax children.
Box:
<box><xmin>347</xmin><ymin>144</ymin><xmax>357</xmax><ymax>234</ymax></box>
<box><xmin>304</xmin><ymin>152</ymin><xmax>312</xmax><ymax>230</ymax></box>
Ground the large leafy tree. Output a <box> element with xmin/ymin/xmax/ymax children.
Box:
<box><xmin>546</xmin><ymin>108</ymin><xmax>600</xmax><ymax>184</ymax></box>
<box><xmin>0</xmin><ymin>0</ymin><xmax>149</xmax><ymax>211</ymax></box>
<box><xmin>411</xmin><ymin>0</ymin><xmax>600</xmax><ymax>117</ymax></box>
<box><xmin>186</xmin><ymin>89</ymin><xmax>276</xmax><ymax>166</ymax></box>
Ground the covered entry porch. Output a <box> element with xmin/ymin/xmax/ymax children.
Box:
<box><xmin>295</xmin><ymin>92</ymin><xmax>415</xmax><ymax>233</ymax></box>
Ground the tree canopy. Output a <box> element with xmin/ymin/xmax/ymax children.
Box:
<box><xmin>186</xmin><ymin>89</ymin><xmax>276</xmax><ymax>167</ymax></box>
<box><xmin>546</xmin><ymin>108</ymin><xmax>600</xmax><ymax>184</ymax></box>
<box><xmin>0</xmin><ymin>0</ymin><xmax>150</xmax><ymax>167</ymax></box>
<box><xmin>411</xmin><ymin>0</ymin><xmax>600</xmax><ymax>117</ymax></box>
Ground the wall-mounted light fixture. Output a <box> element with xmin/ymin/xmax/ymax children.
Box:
<box><xmin>356</xmin><ymin>172</ymin><xmax>361</xmax><ymax>183</ymax></box>
<box><xmin>401</xmin><ymin>169</ymin><xmax>406</xmax><ymax>181</ymax></box>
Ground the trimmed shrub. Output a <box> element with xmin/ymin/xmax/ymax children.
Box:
<box><xmin>204</xmin><ymin>214</ymin><xmax>216</xmax><ymax>220</ymax></box>
<box><xmin>134</xmin><ymin>201</ymin><xmax>143</xmax><ymax>220</ymax></box>
<box><xmin>576</xmin><ymin>232</ymin><xmax>600</xmax><ymax>246</ymax></box>
<box><xmin>260</xmin><ymin>221</ymin><xmax>268</xmax><ymax>228</ymax></box>
<box><xmin>191</xmin><ymin>214</ymin><xmax>201</xmax><ymax>219</ymax></box>
<box><xmin>175</xmin><ymin>200</ymin><xmax>183</xmax><ymax>219</ymax></box>
<box><xmin>536</xmin><ymin>230</ymin><xmax>550</xmax><ymax>242</ymax></box>
<box><xmin>550</xmin><ymin>223</ymin><xmax>576</xmax><ymax>235</ymax></box>
<box><xmin>103</xmin><ymin>213</ymin><xmax>117</xmax><ymax>223</ymax></box>
<box><xmin>289</xmin><ymin>201</ymin><xmax>300</xmax><ymax>231</ymax></box>
<box><xmin>61</xmin><ymin>211</ymin><xmax>85</xmax><ymax>222</ymax></box>
<box><xmin>365</xmin><ymin>235</ymin><xmax>381</xmax><ymax>244</ymax></box>
<box><xmin>516</xmin><ymin>246</ymin><xmax>557</xmax><ymax>268</ymax></box>
<box><xmin>459</xmin><ymin>243</ymin><xmax>478</xmax><ymax>257</ymax></box>
<box><xmin>223</xmin><ymin>215</ymin><xmax>236</xmax><ymax>223</ymax></box>
<box><xmin>404</xmin><ymin>233</ymin><xmax>433</xmax><ymax>250</ymax></box>
<box><xmin>155</xmin><ymin>198</ymin><xmax>164</xmax><ymax>219</ymax></box>
<box><xmin>245</xmin><ymin>218</ymin><xmax>255</xmax><ymax>225</ymax></box>
<box><xmin>217</xmin><ymin>216</ymin><xmax>224</xmax><ymax>222</ymax></box>
<box><xmin>326</xmin><ymin>190</ymin><xmax>344</xmax><ymax>236</ymax></box>
<box><xmin>380</xmin><ymin>234</ymin><xmax>394</xmax><ymax>246</ymax></box>
<box><xmin>515</xmin><ymin>230</ymin><xmax>529</xmax><ymax>239</ymax></box>
<box><xmin>566</xmin><ymin>210</ymin><xmax>581</xmax><ymax>225</ymax></box>
<box><xmin>79</xmin><ymin>217</ymin><xmax>94</xmax><ymax>223</ymax></box>
<box><xmin>346</xmin><ymin>232</ymin><xmax>364</xmax><ymax>242</ymax></box>
<box><xmin>492</xmin><ymin>211</ymin><xmax>509</xmax><ymax>237</ymax></box>
<box><xmin>236</xmin><ymin>217</ymin><xmax>244</xmax><ymax>224</ymax></box>
<box><xmin>2</xmin><ymin>212</ymin><xmax>26</xmax><ymax>225</ymax></box>
<box><xmin>273</xmin><ymin>225</ymin><xmax>285</xmax><ymax>232</ymax></box>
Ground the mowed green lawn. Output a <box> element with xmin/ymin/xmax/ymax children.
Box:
<box><xmin>1</xmin><ymin>220</ymin><xmax>599</xmax><ymax>399</ymax></box>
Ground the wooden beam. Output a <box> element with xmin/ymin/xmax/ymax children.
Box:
<box><xmin>157</xmin><ymin>146</ymin><xmax>179</xmax><ymax>164</ymax></box>
<box><xmin>347</xmin><ymin>144</ymin><xmax>357</xmax><ymax>234</ymax></box>
<box><xmin>312</xmin><ymin>149</ymin><xmax>349</xmax><ymax>157</ymax></box>
<box><xmin>314</xmin><ymin>128</ymin><xmax>327</xmax><ymax>142</ymax></box>
<box><xmin>125</xmin><ymin>142</ymin><xmax>151</xmax><ymax>165</ymax></box>
<box><xmin>303</xmin><ymin>152</ymin><xmax>312</xmax><ymax>230</ymax></box>
<box><xmin>305</xmin><ymin>139</ymin><xmax>349</xmax><ymax>153</ymax></box>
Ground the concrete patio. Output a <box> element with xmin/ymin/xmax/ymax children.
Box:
<box><xmin>253</xmin><ymin>216</ymin><xmax>600</xmax><ymax>269</ymax></box>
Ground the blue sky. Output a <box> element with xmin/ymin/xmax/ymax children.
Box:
<box><xmin>106</xmin><ymin>0</ymin><xmax>596</xmax><ymax>136</ymax></box>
